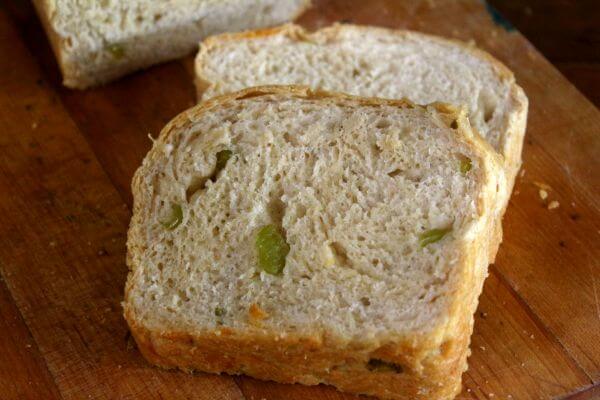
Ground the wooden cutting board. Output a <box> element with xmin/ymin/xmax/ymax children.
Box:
<box><xmin>0</xmin><ymin>0</ymin><xmax>598</xmax><ymax>399</ymax></box>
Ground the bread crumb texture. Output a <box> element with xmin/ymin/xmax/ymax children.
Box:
<box><xmin>128</xmin><ymin>89</ymin><xmax>487</xmax><ymax>336</ymax></box>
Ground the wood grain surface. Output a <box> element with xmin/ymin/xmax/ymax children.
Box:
<box><xmin>0</xmin><ymin>0</ymin><xmax>598</xmax><ymax>399</ymax></box>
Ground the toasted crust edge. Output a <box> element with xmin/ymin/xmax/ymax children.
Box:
<box><xmin>125</xmin><ymin>85</ymin><xmax>505</xmax><ymax>400</ymax></box>
<box><xmin>194</xmin><ymin>23</ymin><xmax>527</xmax><ymax>198</ymax></box>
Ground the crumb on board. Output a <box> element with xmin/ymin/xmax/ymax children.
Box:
<box><xmin>539</xmin><ymin>189</ymin><xmax>548</xmax><ymax>200</ymax></box>
<box><xmin>548</xmin><ymin>201</ymin><xmax>560</xmax><ymax>210</ymax></box>
<box><xmin>519</xmin><ymin>169</ymin><xmax>526</xmax><ymax>178</ymax></box>
<box><xmin>533</xmin><ymin>181</ymin><xmax>552</xmax><ymax>191</ymax></box>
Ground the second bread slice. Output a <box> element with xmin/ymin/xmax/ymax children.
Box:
<box><xmin>195</xmin><ymin>23</ymin><xmax>527</xmax><ymax>201</ymax></box>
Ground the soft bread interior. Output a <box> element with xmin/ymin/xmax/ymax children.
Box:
<box><xmin>127</xmin><ymin>89</ymin><xmax>495</xmax><ymax>343</ymax></box>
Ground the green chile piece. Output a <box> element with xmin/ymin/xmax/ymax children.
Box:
<box><xmin>460</xmin><ymin>158</ymin><xmax>472</xmax><ymax>174</ymax></box>
<box><xmin>107</xmin><ymin>43</ymin><xmax>125</xmax><ymax>59</ymax></box>
<box><xmin>214</xmin><ymin>307</ymin><xmax>226</xmax><ymax>317</ymax></box>
<box><xmin>215</xmin><ymin>150</ymin><xmax>233</xmax><ymax>173</ymax></box>
<box><xmin>419</xmin><ymin>227</ymin><xmax>452</xmax><ymax>247</ymax></box>
<box><xmin>255</xmin><ymin>224</ymin><xmax>290</xmax><ymax>275</ymax></box>
<box><xmin>208</xmin><ymin>149</ymin><xmax>233</xmax><ymax>183</ymax></box>
<box><xmin>161</xmin><ymin>204</ymin><xmax>183</xmax><ymax>230</ymax></box>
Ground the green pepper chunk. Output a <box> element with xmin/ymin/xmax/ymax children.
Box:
<box><xmin>419</xmin><ymin>227</ymin><xmax>452</xmax><ymax>247</ymax></box>
<box><xmin>214</xmin><ymin>307</ymin><xmax>226</xmax><ymax>317</ymax></box>
<box><xmin>460</xmin><ymin>158</ymin><xmax>472</xmax><ymax>174</ymax></box>
<box><xmin>107</xmin><ymin>43</ymin><xmax>125</xmax><ymax>59</ymax></box>
<box><xmin>208</xmin><ymin>149</ymin><xmax>233</xmax><ymax>183</ymax></box>
<box><xmin>161</xmin><ymin>204</ymin><xmax>183</xmax><ymax>230</ymax></box>
<box><xmin>255</xmin><ymin>224</ymin><xmax>290</xmax><ymax>275</ymax></box>
<box><xmin>215</xmin><ymin>150</ymin><xmax>233</xmax><ymax>173</ymax></box>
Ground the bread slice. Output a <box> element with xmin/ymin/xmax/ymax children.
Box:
<box><xmin>195</xmin><ymin>23</ymin><xmax>527</xmax><ymax>198</ymax></box>
<box><xmin>124</xmin><ymin>86</ymin><xmax>506</xmax><ymax>399</ymax></box>
<box><xmin>31</xmin><ymin>0</ymin><xmax>310</xmax><ymax>89</ymax></box>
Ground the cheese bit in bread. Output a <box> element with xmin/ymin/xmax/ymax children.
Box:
<box><xmin>195</xmin><ymin>23</ymin><xmax>527</xmax><ymax>201</ymax></box>
<box><xmin>125</xmin><ymin>86</ymin><xmax>506</xmax><ymax>400</ymax></box>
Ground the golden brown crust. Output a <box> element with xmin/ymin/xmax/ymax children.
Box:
<box><xmin>125</xmin><ymin>85</ymin><xmax>505</xmax><ymax>400</ymax></box>
<box><xmin>127</xmin><ymin>317</ymin><xmax>468</xmax><ymax>399</ymax></box>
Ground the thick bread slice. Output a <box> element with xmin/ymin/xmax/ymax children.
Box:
<box><xmin>195</xmin><ymin>23</ymin><xmax>527</xmax><ymax>198</ymax></box>
<box><xmin>125</xmin><ymin>86</ymin><xmax>506</xmax><ymax>400</ymax></box>
<box><xmin>31</xmin><ymin>0</ymin><xmax>310</xmax><ymax>89</ymax></box>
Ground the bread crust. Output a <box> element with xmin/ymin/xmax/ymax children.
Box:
<box><xmin>125</xmin><ymin>86</ymin><xmax>505</xmax><ymax>400</ymax></box>
<box><xmin>195</xmin><ymin>23</ymin><xmax>527</xmax><ymax>201</ymax></box>
<box><xmin>32</xmin><ymin>1</ymin><xmax>312</xmax><ymax>89</ymax></box>
<box><xmin>126</xmin><ymin>314</ymin><xmax>469</xmax><ymax>400</ymax></box>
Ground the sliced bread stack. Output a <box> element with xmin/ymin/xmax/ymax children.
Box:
<box><xmin>124</xmin><ymin>21</ymin><xmax>528</xmax><ymax>400</ymax></box>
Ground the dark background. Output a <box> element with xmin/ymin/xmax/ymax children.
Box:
<box><xmin>488</xmin><ymin>0</ymin><xmax>600</xmax><ymax>107</ymax></box>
